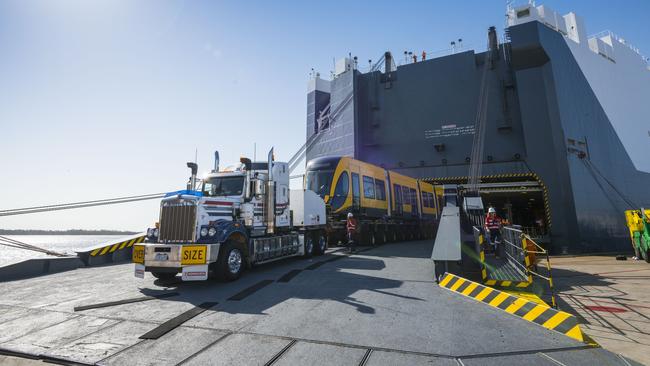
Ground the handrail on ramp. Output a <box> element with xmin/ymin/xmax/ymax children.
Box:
<box><xmin>474</xmin><ymin>225</ymin><xmax>557</xmax><ymax>309</ymax></box>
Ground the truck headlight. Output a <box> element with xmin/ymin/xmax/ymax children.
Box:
<box><xmin>153</xmin><ymin>228</ymin><xmax>159</xmax><ymax>237</ymax></box>
<box><xmin>200</xmin><ymin>227</ymin><xmax>208</xmax><ymax>237</ymax></box>
<box><xmin>208</xmin><ymin>227</ymin><xmax>217</xmax><ymax>237</ymax></box>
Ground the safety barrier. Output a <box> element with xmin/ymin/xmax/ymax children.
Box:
<box><xmin>439</xmin><ymin>272</ymin><xmax>583</xmax><ymax>342</ymax></box>
<box><xmin>88</xmin><ymin>235</ymin><xmax>145</xmax><ymax>257</ymax></box>
<box><xmin>473</xmin><ymin>226</ymin><xmax>488</xmax><ymax>281</ymax></box>
<box><xmin>77</xmin><ymin>234</ymin><xmax>146</xmax><ymax>266</ymax></box>
<box><xmin>502</xmin><ymin>226</ymin><xmax>557</xmax><ymax>308</ymax></box>
<box><xmin>474</xmin><ymin>225</ymin><xmax>530</xmax><ymax>288</ymax></box>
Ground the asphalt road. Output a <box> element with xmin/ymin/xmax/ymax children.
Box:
<box><xmin>0</xmin><ymin>240</ymin><xmax>639</xmax><ymax>365</ymax></box>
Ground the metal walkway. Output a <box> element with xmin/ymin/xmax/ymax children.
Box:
<box><xmin>485</xmin><ymin>256</ymin><xmax>529</xmax><ymax>282</ymax></box>
<box><xmin>0</xmin><ymin>240</ymin><xmax>639</xmax><ymax>366</ymax></box>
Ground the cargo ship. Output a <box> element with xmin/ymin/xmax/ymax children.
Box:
<box><xmin>305</xmin><ymin>3</ymin><xmax>650</xmax><ymax>254</ymax></box>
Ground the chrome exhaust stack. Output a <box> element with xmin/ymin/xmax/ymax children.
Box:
<box><xmin>213</xmin><ymin>151</ymin><xmax>219</xmax><ymax>172</ymax></box>
<box><xmin>266</xmin><ymin>148</ymin><xmax>275</xmax><ymax>234</ymax></box>
<box><xmin>186</xmin><ymin>162</ymin><xmax>198</xmax><ymax>190</ymax></box>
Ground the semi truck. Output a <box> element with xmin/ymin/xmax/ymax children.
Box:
<box><xmin>133</xmin><ymin>148</ymin><xmax>327</xmax><ymax>281</ymax></box>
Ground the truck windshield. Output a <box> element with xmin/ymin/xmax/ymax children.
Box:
<box><xmin>202</xmin><ymin>176</ymin><xmax>245</xmax><ymax>196</ymax></box>
<box><xmin>306</xmin><ymin>170</ymin><xmax>333</xmax><ymax>198</ymax></box>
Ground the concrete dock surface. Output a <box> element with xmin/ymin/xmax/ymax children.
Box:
<box><xmin>552</xmin><ymin>255</ymin><xmax>650</xmax><ymax>365</ymax></box>
<box><xmin>0</xmin><ymin>240</ymin><xmax>642</xmax><ymax>365</ymax></box>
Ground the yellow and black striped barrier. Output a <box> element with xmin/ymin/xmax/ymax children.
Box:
<box><xmin>89</xmin><ymin>235</ymin><xmax>145</xmax><ymax>257</ymax></box>
<box><xmin>77</xmin><ymin>234</ymin><xmax>146</xmax><ymax>266</ymax></box>
<box><xmin>484</xmin><ymin>279</ymin><xmax>532</xmax><ymax>288</ymax></box>
<box><xmin>439</xmin><ymin>272</ymin><xmax>583</xmax><ymax>342</ymax></box>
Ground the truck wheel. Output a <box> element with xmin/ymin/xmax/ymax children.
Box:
<box><xmin>361</xmin><ymin>229</ymin><xmax>371</xmax><ymax>246</ymax></box>
<box><xmin>369</xmin><ymin>228</ymin><xmax>377</xmax><ymax>246</ymax></box>
<box><xmin>151</xmin><ymin>272</ymin><xmax>176</xmax><ymax>280</ymax></box>
<box><xmin>217</xmin><ymin>241</ymin><xmax>244</xmax><ymax>281</ymax></box>
<box><xmin>304</xmin><ymin>234</ymin><xmax>314</xmax><ymax>258</ymax></box>
<box><xmin>314</xmin><ymin>233</ymin><xmax>327</xmax><ymax>255</ymax></box>
<box><xmin>374</xmin><ymin>229</ymin><xmax>384</xmax><ymax>245</ymax></box>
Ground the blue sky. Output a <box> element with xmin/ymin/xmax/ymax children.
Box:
<box><xmin>1</xmin><ymin>0</ymin><xmax>648</xmax><ymax>231</ymax></box>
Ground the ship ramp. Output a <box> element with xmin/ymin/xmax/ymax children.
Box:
<box><xmin>0</xmin><ymin>240</ymin><xmax>639</xmax><ymax>365</ymax></box>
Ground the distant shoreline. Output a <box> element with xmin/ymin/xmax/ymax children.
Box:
<box><xmin>0</xmin><ymin>229</ymin><xmax>139</xmax><ymax>236</ymax></box>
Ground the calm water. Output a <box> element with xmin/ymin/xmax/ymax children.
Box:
<box><xmin>0</xmin><ymin>235</ymin><xmax>133</xmax><ymax>267</ymax></box>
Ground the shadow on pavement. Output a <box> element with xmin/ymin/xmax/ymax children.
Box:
<box><xmin>137</xmin><ymin>241</ymin><xmax>431</xmax><ymax>316</ymax></box>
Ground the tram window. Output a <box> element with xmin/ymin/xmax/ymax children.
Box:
<box><xmin>394</xmin><ymin>185</ymin><xmax>402</xmax><ymax>205</ymax></box>
<box><xmin>410</xmin><ymin>188</ymin><xmax>417</xmax><ymax>207</ymax></box>
<box><xmin>375</xmin><ymin>180</ymin><xmax>386</xmax><ymax>201</ymax></box>
<box><xmin>330</xmin><ymin>172</ymin><xmax>349</xmax><ymax>209</ymax></box>
<box><xmin>402</xmin><ymin>187</ymin><xmax>410</xmax><ymax>205</ymax></box>
<box><xmin>421</xmin><ymin>192</ymin><xmax>428</xmax><ymax>207</ymax></box>
<box><xmin>363</xmin><ymin>176</ymin><xmax>375</xmax><ymax>199</ymax></box>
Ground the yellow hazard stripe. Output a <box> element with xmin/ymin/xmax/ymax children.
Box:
<box><xmin>449</xmin><ymin>278</ymin><xmax>465</xmax><ymax>291</ymax></box>
<box><xmin>523</xmin><ymin>305</ymin><xmax>548</xmax><ymax>321</ymax></box>
<box><xmin>99</xmin><ymin>245</ymin><xmax>111</xmax><ymax>255</ymax></box>
<box><xmin>542</xmin><ymin>311</ymin><xmax>571</xmax><ymax>329</ymax></box>
<box><xmin>89</xmin><ymin>235</ymin><xmax>145</xmax><ymax>256</ymax></box>
<box><xmin>438</xmin><ymin>273</ymin><xmax>583</xmax><ymax>343</ymax></box>
<box><xmin>488</xmin><ymin>292</ymin><xmax>510</xmax><ymax>307</ymax></box>
<box><xmin>504</xmin><ymin>297</ymin><xmax>528</xmax><ymax>314</ymax></box>
<box><xmin>439</xmin><ymin>274</ymin><xmax>454</xmax><ymax>287</ymax></box>
<box><xmin>461</xmin><ymin>282</ymin><xmax>479</xmax><ymax>296</ymax></box>
<box><xmin>475</xmin><ymin>287</ymin><xmax>494</xmax><ymax>301</ymax></box>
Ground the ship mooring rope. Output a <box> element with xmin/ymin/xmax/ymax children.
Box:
<box><xmin>0</xmin><ymin>235</ymin><xmax>69</xmax><ymax>257</ymax></box>
<box><xmin>0</xmin><ymin>193</ymin><xmax>166</xmax><ymax>217</ymax></box>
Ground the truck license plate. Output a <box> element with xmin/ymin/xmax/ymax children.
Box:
<box><xmin>181</xmin><ymin>245</ymin><xmax>207</xmax><ymax>265</ymax></box>
<box><xmin>132</xmin><ymin>245</ymin><xmax>145</xmax><ymax>264</ymax></box>
<box><xmin>155</xmin><ymin>253</ymin><xmax>169</xmax><ymax>261</ymax></box>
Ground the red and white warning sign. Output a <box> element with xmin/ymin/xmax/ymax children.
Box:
<box><xmin>182</xmin><ymin>265</ymin><xmax>209</xmax><ymax>281</ymax></box>
<box><xmin>134</xmin><ymin>264</ymin><xmax>145</xmax><ymax>279</ymax></box>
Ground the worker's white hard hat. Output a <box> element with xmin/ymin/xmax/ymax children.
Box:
<box><xmin>488</xmin><ymin>207</ymin><xmax>496</xmax><ymax>213</ymax></box>
<box><xmin>347</xmin><ymin>212</ymin><xmax>354</xmax><ymax>218</ymax></box>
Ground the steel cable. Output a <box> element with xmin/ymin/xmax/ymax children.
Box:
<box><xmin>0</xmin><ymin>193</ymin><xmax>166</xmax><ymax>217</ymax></box>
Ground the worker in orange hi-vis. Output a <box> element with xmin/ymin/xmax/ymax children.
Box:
<box><xmin>346</xmin><ymin>212</ymin><xmax>358</xmax><ymax>253</ymax></box>
<box><xmin>422</xmin><ymin>51</ymin><xmax>427</xmax><ymax>61</ymax></box>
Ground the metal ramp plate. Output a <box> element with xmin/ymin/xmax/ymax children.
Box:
<box><xmin>485</xmin><ymin>256</ymin><xmax>528</xmax><ymax>282</ymax></box>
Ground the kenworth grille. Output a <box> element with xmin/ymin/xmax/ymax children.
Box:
<box><xmin>159</xmin><ymin>199</ymin><xmax>197</xmax><ymax>243</ymax></box>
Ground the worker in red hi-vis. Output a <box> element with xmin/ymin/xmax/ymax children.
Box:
<box><xmin>484</xmin><ymin>207</ymin><xmax>503</xmax><ymax>258</ymax></box>
<box><xmin>346</xmin><ymin>212</ymin><xmax>358</xmax><ymax>253</ymax></box>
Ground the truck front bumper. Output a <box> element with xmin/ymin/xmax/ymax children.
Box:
<box><xmin>132</xmin><ymin>243</ymin><xmax>221</xmax><ymax>281</ymax></box>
